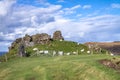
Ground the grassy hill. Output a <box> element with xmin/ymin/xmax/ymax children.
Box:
<box><xmin>0</xmin><ymin>54</ymin><xmax>120</xmax><ymax>80</ymax></box>
<box><xmin>1</xmin><ymin>40</ymin><xmax>119</xmax><ymax>80</ymax></box>
<box><xmin>25</xmin><ymin>40</ymin><xmax>107</xmax><ymax>56</ymax></box>
<box><xmin>0</xmin><ymin>40</ymin><xmax>108</xmax><ymax>62</ymax></box>
<box><xmin>25</xmin><ymin>40</ymin><xmax>88</xmax><ymax>55</ymax></box>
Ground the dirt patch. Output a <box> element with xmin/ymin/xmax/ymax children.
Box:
<box><xmin>99</xmin><ymin>59</ymin><xmax>120</xmax><ymax>72</ymax></box>
<box><xmin>27</xmin><ymin>77</ymin><xmax>36</xmax><ymax>80</ymax></box>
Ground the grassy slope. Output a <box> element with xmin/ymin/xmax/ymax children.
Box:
<box><xmin>26</xmin><ymin>40</ymin><xmax>88</xmax><ymax>54</ymax></box>
<box><xmin>25</xmin><ymin>40</ymin><xmax>106</xmax><ymax>56</ymax></box>
<box><xmin>0</xmin><ymin>54</ymin><xmax>120</xmax><ymax>80</ymax></box>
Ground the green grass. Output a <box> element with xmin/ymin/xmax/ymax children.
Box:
<box><xmin>25</xmin><ymin>40</ymin><xmax>107</xmax><ymax>56</ymax></box>
<box><xmin>26</xmin><ymin>40</ymin><xmax>88</xmax><ymax>54</ymax></box>
<box><xmin>0</xmin><ymin>54</ymin><xmax>120</xmax><ymax>80</ymax></box>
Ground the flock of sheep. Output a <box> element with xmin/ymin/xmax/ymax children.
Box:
<box><xmin>32</xmin><ymin>48</ymin><xmax>91</xmax><ymax>56</ymax></box>
<box><xmin>31</xmin><ymin>42</ymin><xmax>114</xmax><ymax>57</ymax></box>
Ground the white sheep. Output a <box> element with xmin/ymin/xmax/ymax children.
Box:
<box><xmin>44</xmin><ymin>50</ymin><xmax>49</xmax><ymax>54</ymax></box>
<box><xmin>73</xmin><ymin>51</ymin><xmax>78</xmax><ymax>55</ymax></box>
<box><xmin>33</xmin><ymin>48</ymin><xmax>38</xmax><ymax>51</ymax></box>
<box><xmin>58</xmin><ymin>51</ymin><xmax>64</xmax><ymax>56</ymax></box>
<box><xmin>66</xmin><ymin>52</ymin><xmax>70</xmax><ymax>55</ymax></box>
<box><xmin>60</xmin><ymin>39</ymin><xmax>63</xmax><ymax>41</ymax></box>
<box><xmin>87</xmin><ymin>51</ymin><xmax>90</xmax><ymax>54</ymax></box>
<box><xmin>110</xmin><ymin>53</ymin><xmax>114</xmax><ymax>56</ymax></box>
<box><xmin>81</xmin><ymin>49</ymin><xmax>84</xmax><ymax>52</ymax></box>
<box><xmin>33</xmin><ymin>48</ymin><xmax>40</xmax><ymax>55</ymax></box>
<box><xmin>39</xmin><ymin>50</ymin><xmax>44</xmax><ymax>54</ymax></box>
<box><xmin>53</xmin><ymin>51</ymin><xmax>56</xmax><ymax>56</ymax></box>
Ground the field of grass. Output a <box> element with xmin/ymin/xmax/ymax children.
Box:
<box><xmin>0</xmin><ymin>54</ymin><xmax>120</xmax><ymax>80</ymax></box>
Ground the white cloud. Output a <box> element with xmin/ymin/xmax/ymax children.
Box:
<box><xmin>59</xmin><ymin>5</ymin><xmax>81</xmax><ymax>15</ymax></box>
<box><xmin>111</xmin><ymin>3</ymin><xmax>120</xmax><ymax>8</ymax></box>
<box><xmin>76</xmin><ymin>14</ymin><xmax>82</xmax><ymax>17</ymax></box>
<box><xmin>0</xmin><ymin>0</ymin><xmax>16</xmax><ymax>16</ymax></box>
<box><xmin>71</xmin><ymin>5</ymin><xmax>81</xmax><ymax>10</ymax></box>
<box><xmin>64</xmin><ymin>5</ymin><xmax>81</xmax><ymax>11</ymax></box>
<box><xmin>83</xmin><ymin>5</ymin><xmax>91</xmax><ymax>9</ymax></box>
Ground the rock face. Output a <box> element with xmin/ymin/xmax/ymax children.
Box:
<box><xmin>18</xmin><ymin>42</ymin><xmax>25</xmax><ymax>57</ymax></box>
<box><xmin>9</xmin><ymin>38</ymin><xmax>22</xmax><ymax>50</ymax></box>
<box><xmin>32</xmin><ymin>33</ymin><xmax>51</xmax><ymax>44</ymax></box>
<box><xmin>23</xmin><ymin>34</ymin><xmax>32</xmax><ymax>42</ymax></box>
<box><xmin>23</xmin><ymin>34</ymin><xmax>34</xmax><ymax>47</ymax></box>
<box><xmin>8</xmin><ymin>30</ymin><xmax>64</xmax><ymax>56</ymax></box>
<box><xmin>53</xmin><ymin>31</ymin><xmax>64</xmax><ymax>41</ymax></box>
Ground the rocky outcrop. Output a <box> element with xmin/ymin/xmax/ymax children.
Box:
<box><xmin>8</xmin><ymin>30</ymin><xmax>64</xmax><ymax>56</ymax></box>
<box><xmin>23</xmin><ymin>34</ymin><xmax>34</xmax><ymax>47</ymax></box>
<box><xmin>53</xmin><ymin>30</ymin><xmax>64</xmax><ymax>41</ymax></box>
<box><xmin>18</xmin><ymin>42</ymin><xmax>25</xmax><ymax>57</ymax></box>
<box><xmin>9</xmin><ymin>33</ymin><xmax>51</xmax><ymax>51</ymax></box>
<box><xmin>23</xmin><ymin>34</ymin><xmax>32</xmax><ymax>42</ymax></box>
<box><xmin>32</xmin><ymin>33</ymin><xmax>51</xmax><ymax>44</ymax></box>
<box><xmin>9</xmin><ymin>38</ymin><xmax>22</xmax><ymax>50</ymax></box>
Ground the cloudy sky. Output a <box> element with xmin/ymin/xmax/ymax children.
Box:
<box><xmin>0</xmin><ymin>0</ymin><xmax>120</xmax><ymax>51</ymax></box>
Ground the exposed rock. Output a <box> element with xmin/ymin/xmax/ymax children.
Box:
<box><xmin>25</xmin><ymin>42</ymin><xmax>34</xmax><ymax>47</ymax></box>
<box><xmin>32</xmin><ymin>33</ymin><xmax>51</xmax><ymax>44</ymax></box>
<box><xmin>23</xmin><ymin>34</ymin><xmax>34</xmax><ymax>47</ymax></box>
<box><xmin>23</xmin><ymin>34</ymin><xmax>32</xmax><ymax>42</ymax></box>
<box><xmin>99</xmin><ymin>59</ymin><xmax>120</xmax><ymax>72</ymax></box>
<box><xmin>9</xmin><ymin>33</ymin><xmax>52</xmax><ymax>50</ymax></box>
<box><xmin>53</xmin><ymin>30</ymin><xmax>64</xmax><ymax>41</ymax></box>
<box><xmin>9</xmin><ymin>38</ymin><xmax>22</xmax><ymax>50</ymax></box>
<box><xmin>18</xmin><ymin>42</ymin><xmax>25</xmax><ymax>57</ymax></box>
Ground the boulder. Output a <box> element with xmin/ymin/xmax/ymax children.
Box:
<box><xmin>53</xmin><ymin>30</ymin><xmax>64</xmax><ymax>41</ymax></box>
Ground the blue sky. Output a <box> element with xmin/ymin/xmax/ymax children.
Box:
<box><xmin>0</xmin><ymin>0</ymin><xmax>120</xmax><ymax>51</ymax></box>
